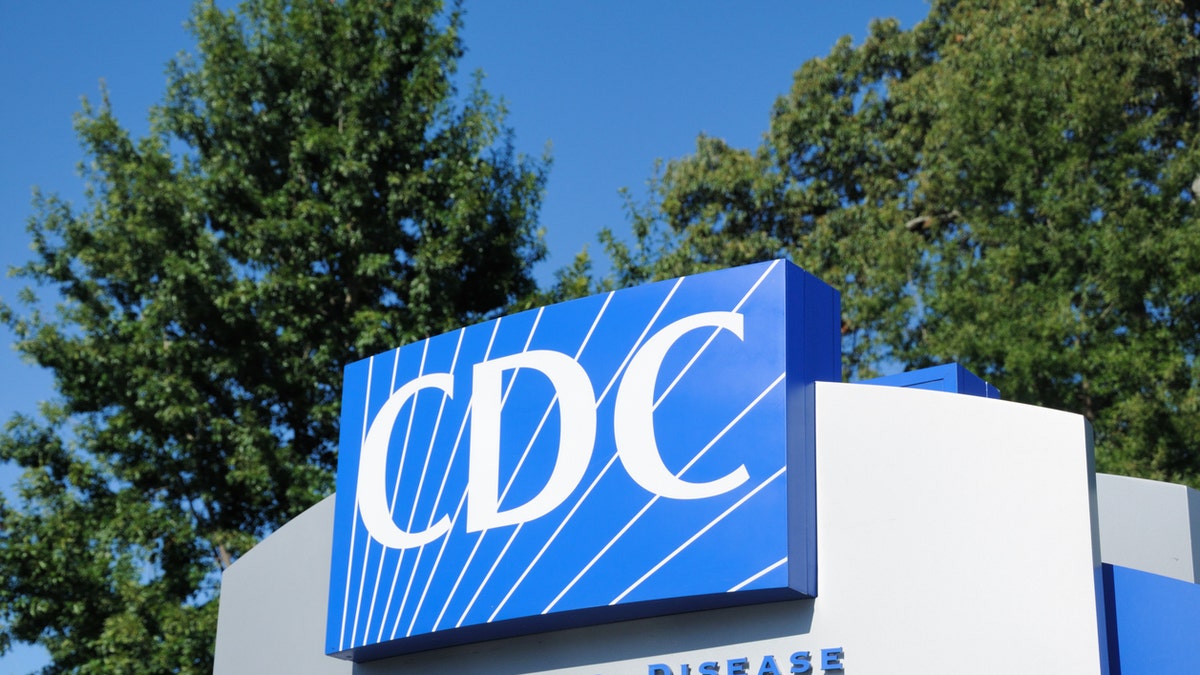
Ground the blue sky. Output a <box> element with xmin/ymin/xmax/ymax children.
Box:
<box><xmin>0</xmin><ymin>1</ymin><xmax>929</xmax><ymax>670</ymax></box>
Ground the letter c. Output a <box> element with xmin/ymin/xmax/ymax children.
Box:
<box><xmin>357</xmin><ymin>373</ymin><xmax>454</xmax><ymax>549</ymax></box>
<box><xmin>614</xmin><ymin>311</ymin><xmax>750</xmax><ymax>499</ymax></box>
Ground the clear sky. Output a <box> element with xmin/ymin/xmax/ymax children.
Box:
<box><xmin>0</xmin><ymin>1</ymin><xmax>929</xmax><ymax>670</ymax></box>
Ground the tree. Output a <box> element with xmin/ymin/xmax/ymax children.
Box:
<box><xmin>0</xmin><ymin>0</ymin><xmax>546</xmax><ymax>671</ymax></box>
<box><xmin>603</xmin><ymin>0</ymin><xmax>1200</xmax><ymax>487</ymax></box>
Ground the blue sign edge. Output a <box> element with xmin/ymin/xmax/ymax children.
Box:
<box><xmin>785</xmin><ymin>264</ymin><xmax>841</xmax><ymax>599</ymax></box>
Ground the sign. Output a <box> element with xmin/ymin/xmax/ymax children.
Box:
<box><xmin>325</xmin><ymin>260</ymin><xmax>840</xmax><ymax>660</ymax></box>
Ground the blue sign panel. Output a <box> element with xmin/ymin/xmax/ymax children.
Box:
<box><xmin>325</xmin><ymin>260</ymin><xmax>840</xmax><ymax>661</ymax></box>
<box><xmin>864</xmin><ymin>363</ymin><xmax>1000</xmax><ymax>399</ymax></box>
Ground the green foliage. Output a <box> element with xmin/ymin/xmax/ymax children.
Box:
<box><xmin>603</xmin><ymin>0</ymin><xmax>1200</xmax><ymax>487</ymax></box>
<box><xmin>0</xmin><ymin>0</ymin><xmax>545</xmax><ymax>671</ymax></box>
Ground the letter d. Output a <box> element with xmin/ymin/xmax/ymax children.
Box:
<box><xmin>468</xmin><ymin>350</ymin><xmax>596</xmax><ymax>531</ymax></box>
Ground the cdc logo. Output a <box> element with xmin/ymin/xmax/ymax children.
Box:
<box><xmin>325</xmin><ymin>260</ymin><xmax>840</xmax><ymax>660</ymax></box>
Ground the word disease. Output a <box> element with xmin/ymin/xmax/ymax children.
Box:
<box><xmin>649</xmin><ymin>648</ymin><xmax>846</xmax><ymax>674</ymax></box>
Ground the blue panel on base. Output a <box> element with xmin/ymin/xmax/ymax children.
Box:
<box><xmin>1105</xmin><ymin>564</ymin><xmax>1200</xmax><ymax>675</ymax></box>
<box><xmin>862</xmin><ymin>363</ymin><xmax>1000</xmax><ymax>399</ymax></box>
<box><xmin>325</xmin><ymin>260</ymin><xmax>841</xmax><ymax>660</ymax></box>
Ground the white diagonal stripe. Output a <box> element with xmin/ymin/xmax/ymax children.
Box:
<box><xmin>594</xmin><ymin>279</ymin><xmax>684</xmax><ymax>406</ymax></box>
<box><xmin>612</xmin><ymin>465</ymin><xmax>787</xmax><ymax>604</ymax></box>
<box><xmin>729</xmin><ymin>557</ymin><xmax>787</xmax><ymax>592</ymax></box>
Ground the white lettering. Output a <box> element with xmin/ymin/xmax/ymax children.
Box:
<box><xmin>358</xmin><ymin>373</ymin><xmax>454</xmax><ymax>548</ymax></box>
<box><xmin>614</xmin><ymin>312</ymin><xmax>749</xmax><ymax>499</ymax></box>
<box><xmin>467</xmin><ymin>350</ymin><xmax>597</xmax><ymax>532</ymax></box>
<box><xmin>360</xmin><ymin>310</ymin><xmax>753</xmax><ymax>549</ymax></box>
